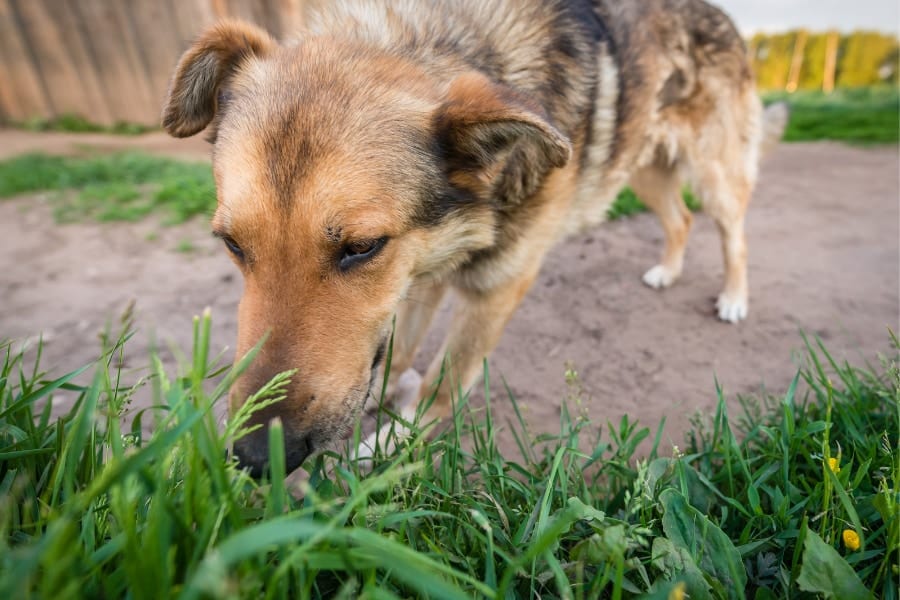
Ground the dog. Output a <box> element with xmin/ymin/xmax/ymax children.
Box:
<box><xmin>162</xmin><ymin>0</ymin><xmax>787</xmax><ymax>476</ymax></box>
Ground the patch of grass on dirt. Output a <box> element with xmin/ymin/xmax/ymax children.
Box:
<box><xmin>764</xmin><ymin>86</ymin><xmax>900</xmax><ymax>144</ymax></box>
<box><xmin>174</xmin><ymin>239</ymin><xmax>197</xmax><ymax>253</ymax></box>
<box><xmin>17</xmin><ymin>114</ymin><xmax>152</xmax><ymax>135</ymax></box>
<box><xmin>1</xmin><ymin>310</ymin><xmax>897</xmax><ymax>599</ymax></box>
<box><xmin>0</xmin><ymin>150</ymin><xmax>676</xmax><ymax>225</ymax></box>
<box><xmin>607</xmin><ymin>187</ymin><xmax>700</xmax><ymax>221</ymax></box>
<box><xmin>0</xmin><ymin>152</ymin><xmax>215</xmax><ymax>224</ymax></box>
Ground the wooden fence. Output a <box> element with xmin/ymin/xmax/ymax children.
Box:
<box><xmin>0</xmin><ymin>0</ymin><xmax>304</xmax><ymax>126</ymax></box>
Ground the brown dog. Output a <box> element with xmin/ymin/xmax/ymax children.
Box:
<box><xmin>162</xmin><ymin>0</ymin><xmax>787</xmax><ymax>475</ymax></box>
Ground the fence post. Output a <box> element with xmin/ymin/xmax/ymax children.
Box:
<box><xmin>822</xmin><ymin>31</ymin><xmax>839</xmax><ymax>94</ymax></box>
<box><xmin>786</xmin><ymin>29</ymin><xmax>808</xmax><ymax>93</ymax></box>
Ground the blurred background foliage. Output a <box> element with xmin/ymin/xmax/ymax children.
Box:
<box><xmin>750</xmin><ymin>30</ymin><xmax>898</xmax><ymax>91</ymax></box>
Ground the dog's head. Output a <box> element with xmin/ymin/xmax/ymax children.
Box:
<box><xmin>162</xmin><ymin>20</ymin><xmax>571</xmax><ymax>475</ymax></box>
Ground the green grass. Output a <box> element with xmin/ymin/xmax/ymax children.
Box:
<box><xmin>764</xmin><ymin>87</ymin><xmax>900</xmax><ymax>144</ymax></box>
<box><xmin>1</xmin><ymin>311</ymin><xmax>897</xmax><ymax>598</ymax></box>
<box><xmin>0</xmin><ymin>151</ymin><xmax>681</xmax><ymax>225</ymax></box>
<box><xmin>0</xmin><ymin>153</ymin><xmax>215</xmax><ymax>225</ymax></box>
<box><xmin>0</xmin><ymin>85</ymin><xmax>894</xmax><ymax>230</ymax></box>
<box><xmin>17</xmin><ymin>114</ymin><xmax>153</xmax><ymax>136</ymax></box>
<box><xmin>607</xmin><ymin>187</ymin><xmax>700</xmax><ymax>221</ymax></box>
<box><xmin>175</xmin><ymin>239</ymin><xmax>198</xmax><ymax>253</ymax></box>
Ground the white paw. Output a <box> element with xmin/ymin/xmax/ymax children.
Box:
<box><xmin>364</xmin><ymin>368</ymin><xmax>422</xmax><ymax>413</ymax></box>
<box><xmin>642</xmin><ymin>265</ymin><xmax>676</xmax><ymax>289</ymax></box>
<box><xmin>353</xmin><ymin>402</ymin><xmax>418</xmax><ymax>464</ymax></box>
<box><xmin>363</xmin><ymin>393</ymin><xmax>381</xmax><ymax>413</ymax></box>
<box><xmin>395</xmin><ymin>369</ymin><xmax>423</xmax><ymax>403</ymax></box>
<box><xmin>716</xmin><ymin>294</ymin><xmax>748</xmax><ymax>323</ymax></box>
<box><xmin>355</xmin><ymin>424</ymin><xmax>406</xmax><ymax>464</ymax></box>
<box><xmin>354</xmin><ymin>429</ymin><xmax>382</xmax><ymax>462</ymax></box>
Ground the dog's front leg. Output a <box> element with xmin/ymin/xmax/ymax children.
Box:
<box><xmin>418</xmin><ymin>267</ymin><xmax>541</xmax><ymax>420</ymax></box>
<box><xmin>365</xmin><ymin>277</ymin><xmax>446</xmax><ymax>412</ymax></box>
<box><xmin>355</xmin><ymin>266</ymin><xmax>540</xmax><ymax>461</ymax></box>
<box><xmin>389</xmin><ymin>278</ymin><xmax>448</xmax><ymax>396</ymax></box>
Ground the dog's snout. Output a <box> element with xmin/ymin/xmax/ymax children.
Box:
<box><xmin>232</xmin><ymin>426</ymin><xmax>312</xmax><ymax>479</ymax></box>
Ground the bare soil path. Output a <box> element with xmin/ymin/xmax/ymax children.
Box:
<box><xmin>1</xmin><ymin>129</ymin><xmax>897</xmax><ymax>453</ymax></box>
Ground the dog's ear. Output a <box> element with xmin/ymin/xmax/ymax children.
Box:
<box><xmin>434</xmin><ymin>71</ymin><xmax>572</xmax><ymax>204</ymax></box>
<box><xmin>162</xmin><ymin>19</ymin><xmax>275</xmax><ymax>138</ymax></box>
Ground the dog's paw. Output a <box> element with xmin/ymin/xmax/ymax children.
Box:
<box><xmin>364</xmin><ymin>368</ymin><xmax>423</xmax><ymax>413</ymax></box>
<box><xmin>363</xmin><ymin>394</ymin><xmax>381</xmax><ymax>414</ymax></box>
<box><xmin>353</xmin><ymin>427</ymin><xmax>401</xmax><ymax>465</ymax></box>
<box><xmin>394</xmin><ymin>368</ymin><xmax>423</xmax><ymax>404</ymax></box>
<box><xmin>642</xmin><ymin>264</ymin><xmax>677</xmax><ymax>289</ymax></box>
<box><xmin>354</xmin><ymin>429</ymin><xmax>386</xmax><ymax>463</ymax></box>
<box><xmin>716</xmin><ymin>293</ymin><xmax>748</xmax><ymax>323</ymax></box>
<box><xmin>355</xmin><ymin>372</ymin><xmax>425</xmax><ymax>466</ymax></box>
<box><xmin>353</xmin><ymin>404</ymin><xmax>417</xmax><ymax>465</ymax></box>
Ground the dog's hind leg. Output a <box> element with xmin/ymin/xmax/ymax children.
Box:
<box><xmin>629</xmin><ymin>164</ymin><xmax>692</xmax><ymax>289</ymax></box>
<box><xmin>693</xmin><ymin>161</ymin><xmax>753</xmax><ymax>323</ymax></box>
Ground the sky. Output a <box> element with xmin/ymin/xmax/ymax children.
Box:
<box><xmin>713</xmin><ymin>0</ymin><xmax>899</xmax><ymax>34</ymax></box>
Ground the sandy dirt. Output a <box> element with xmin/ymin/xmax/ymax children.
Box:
<box><xmin>1</xmin><ymin>129</ymin><xmax>898</xmax><ymax>455</ymax></box>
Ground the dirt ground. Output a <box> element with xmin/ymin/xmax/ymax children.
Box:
<box><xmin>1</xmin><ymin>129</ymin><xmax>898</xmax><ymax>455</ymax></box>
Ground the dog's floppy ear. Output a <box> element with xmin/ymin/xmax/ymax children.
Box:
<box><xmin>162</xmin><ymin>19</ymin><xmax>275</xmax><ymax>138</ymax></box>
<box><xmin>435</xmin><ymin>71</ymin><xmax>572</xmax><ymax>204</ymax></box>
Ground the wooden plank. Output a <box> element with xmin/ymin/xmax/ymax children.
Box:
<box><xmin>786</xmin><ymin>30</ymin><xmax>808</xmax><ymax>93</ymax></box>
<box><xmin>0</xmin><ymin>40</ymin><xmax>24</xmax><ymax>122</ymax></box>
<box><xmin>169</xmin><ymin>0</ymin><xmax>217</xmax><ymax>48</ymax></box>
<box><xmin>69</xmin><ymin>0</ymin><xmax>157</xmax><ymax>124</ymax></box>
<box><xmin>259</xmin><ymin>0</ymin><xmax>279</xmax><ymax>37</ymax></box>
<box><xmin>15</xmin><ymin>0</ymin><xmax>105</xmax><ymax>122</ymax></box>
<box><xmin>0</xmin><ymin>0</ymin><xmax>310</xmax><ymax>125</ymax></box>
<box><xmin>0</xmin><ymin>0</ymin><xmax>52</xmax><ymax>121</ymax></box>
<box><xmin>279</xmin><ymin>0</ymin><xmax>306</xmax><ymax>38</ymax></box>
<box><xmin>822</xmin><ymin>31</ymin><xmax>839</xmax><ymax>94</ymax></box>
<box><xmin>224</xmin><ymin>0</ymin><xmax>265</xmax><ymax>28</ymax></box>
<box><xmin>53</xmin><ymin>0</ymin><xmax>115</xmax><ymax>124</ymax></box>
<box><xmin>233</xmin><ymin>0</ymin><xmax>303</xmax><ymax>39</ymax></box>
<box><xmin>264</xmin><ymin>0</ymin><xmax>304</xmax><ymax>39</ymax></box>
<box><xmin>211</xmin><ymin>0</ymin><xmax>229</xmax><ymax>20</ymax></box>
<box><xmin>124</xmin><ymin>0</ymin><xmax>185</xmax><ymax>121</ymax></box>
<box><xmin>114</xmin><ymin>0</ymin><xmax>163</xmax><ymax>123</ymax></box>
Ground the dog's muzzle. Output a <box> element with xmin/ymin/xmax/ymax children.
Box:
<box><xmin>232</xmin><ymin>425</ymin><xmax>312</xmax><ymax>478</ymax></box>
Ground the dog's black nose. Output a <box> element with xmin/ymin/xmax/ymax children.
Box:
<box><xmin>232</xmin><ymin>428</ymin><xmax>312</xmax><ymax>479</ymax></box>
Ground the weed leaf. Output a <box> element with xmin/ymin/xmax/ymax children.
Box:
<box><xmin>650</xmin><ymin>537</ymin><xmax>712</xmax><ymax>600</ymax></box>
<box><xmin>796</xmin><ymin>530</ymin><xmax>873</xmax><ymax>599</ymax></box>
<box><xmin>659</xmin><ymin>488</ymin><xmax>747</xmax><ymax>599</ymax></box>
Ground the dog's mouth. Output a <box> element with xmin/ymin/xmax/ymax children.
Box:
<box><xmin>232</xmin><ymin>429</ymin><xmax>312</xmax><ymax>478</ymax></box>
<box><xmin>282</xmin><ymin>435</ymin><xmax>313</xmax><ymax>475</ymax></box>
<box><xmin>234</xmin><ymin>337</ymin><xmax>390</xmax><ymax>478</ymax></box>
<box><xmin>371</xmin><ymin>337</ymin><xmax>387</xmax><ymax>372</ymax></box>
<box><xmin>367</xmin><ymin>336</ymin><xmax>389</xmax><ymax>396</ymax></box>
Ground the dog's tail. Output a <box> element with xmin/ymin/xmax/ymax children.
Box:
<box><xmin>759</xmin><ymin>101</ymin><xmax>789</xmax><ymax>157</ymax></box>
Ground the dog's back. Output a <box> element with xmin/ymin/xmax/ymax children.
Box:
<box><xmin>305</xmin><ymin>0</ymin><xmax>607</xmax><ymax>148</ymax></box>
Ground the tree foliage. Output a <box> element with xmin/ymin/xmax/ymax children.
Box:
<box><xmin>750</xmin><ymin>30</ymin><xmax>898</xmax><ymax>91</ymax></box>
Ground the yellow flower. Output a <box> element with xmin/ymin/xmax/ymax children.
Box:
<box><xmin>842</xmin><ymin>529</ymin><xmax>861</xmax><ymax>551</ymax></box>
<box><xmin>668</xmin><ymin>582</ymin><xmax>686</xmax><ymax>600</ymax></box>
<box><xmin>827</xmin><ymin>457</ymin><xmax>840</xmax><ymax>473</ymax></box>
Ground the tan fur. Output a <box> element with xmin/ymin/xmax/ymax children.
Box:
<box><xmin>162</xmin><ymin>0</ymin><xmax>787</xmax><ymax>474</ymax></box>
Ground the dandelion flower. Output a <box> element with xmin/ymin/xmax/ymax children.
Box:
<box><xmin>827</xmin><ymin>457</ymin><xmax>840</xmax><ymax>473</ymax></box>
<box><xmin>668</xmin><ymin>582</ymin><xmax>686</xmax><ymax>600</ymax></box>
<box><xmin>842</xmin><ymin>529</ymin><xmax>860</xmax><ymax>551</ymax></box>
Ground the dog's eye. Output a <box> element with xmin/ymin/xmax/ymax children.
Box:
<box><xmin>339</xmin><ymin>237</ymin><xmax>387</xmax><ymax>271</ymax></box>
<box><xmin>222</xmin><ymin>236</ymin><xmax>245</xmax><ymax>260</ymax></box>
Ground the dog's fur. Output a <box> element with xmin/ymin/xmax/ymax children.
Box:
<box><xmin>162</xmin><ymin>0</ymin><xmax>787</xmax><ymax>475</ymax></box>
